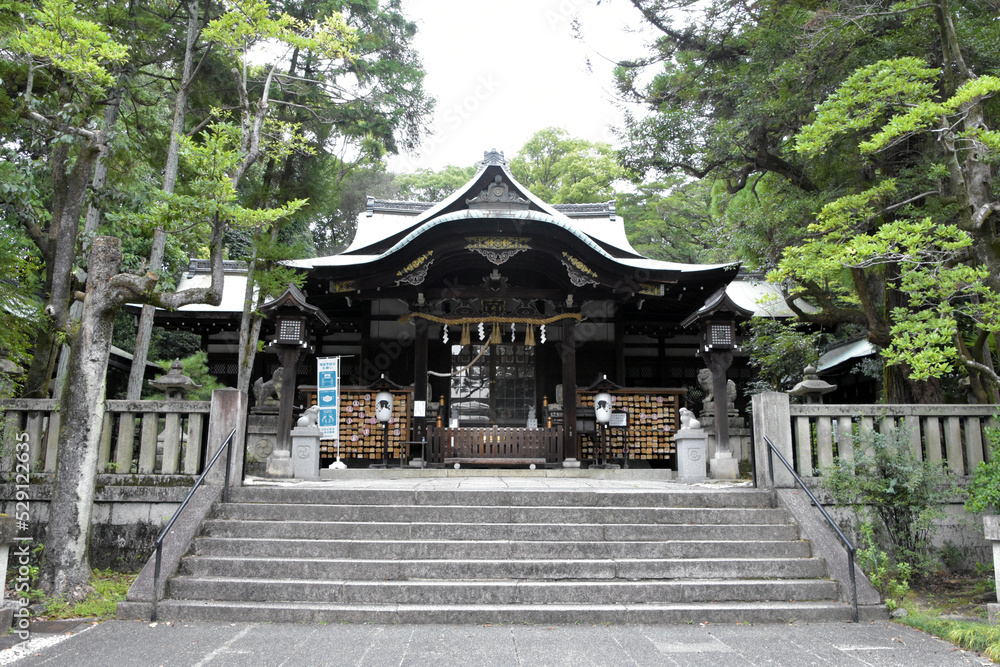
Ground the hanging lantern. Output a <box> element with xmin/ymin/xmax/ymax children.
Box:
<box><xmin>375</xmin><ymin>391</ymin><xmax>393</xmax><ymax>423</ymax></box>
<box><xmin>525</xmin><ymin>324</ymin><xmax>535</xmax><ymax>346</ymax></box>
<box><xmin>594</xmin><ymin>391</ymin><xmax>613</xmax><ymax>424</ymax></box>
<box><xmin>460</xmin><ymin>322</ymin><xmax>471</xmax><ymax>346</ymax></box>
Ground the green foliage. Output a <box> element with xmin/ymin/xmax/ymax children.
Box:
<box><xmin>855</xmin><ymin>519</ymin><xmax>911</xmax><ymax>608</ymax></box>
<box><xmin>203</xmin><ymin>0</ymin><xmax>356</xmax><ymax>63</ymax></box>
<box><xmin>744</xmin><ymin>318</ymin><xmax>822</xmax><ymax>394</ymax></box>
<box><xmin>618</xmin><ymin>177</ymin><xmax>722</xmax><ymax>264</ymax></box>
<box><xmin>510</xmin><ymin>127</ymin><xmax>624</xmax><ymax>204</ymax></box>
<box><xmin>42</xmin><ymin>568</ymin><xmax>134</xmax><ymax>620</ymax></box>
<box><xmin>147</xmin><ymin>351</ymin><xmax>225</xmax><ymax>401</ymax></box>
<box><xmin>616</xmin><ymin>0</ymin><xmax>1000</xmax><ymax>402</ymax></box>
<box><xmin>897</xmin><ymin>610</ymin><xmax>1000</xmax><ymax>662</ymax></box>
<box><xmin>13</xmin><ymin>0</ymin><xmax>129</xmax><ymax>96</ymax></box>
<box><xmin>795</xmin><ymin>58</ymin><xmax>940</xmax><ymax>158</ymax></box>
<box><xmin>823</xmin><ymin>426</ymin><xmax>961</xmax><ymax>578</ymax></box>
<box><xmin>128</xmin><ymin>123</ymin><xmax>308</xmax><ymax>243</ymax></box>
<box><xmin>965</xmin><ymin>424</ymin><xmax>1000</xmax><ymax>515</ymax></box>
<box><xmin>772</xmin><ymin>179</ymin><xmax>1000</xmax><ymax>382</ymax></box>
<box><xmin>395</xmin><ymin>165</ymin><xmax>475</xmax><ymax>202</ymax></box>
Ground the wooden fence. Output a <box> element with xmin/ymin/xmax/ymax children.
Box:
<box><xmin>0</xmin><ymin>398</ymin><xmax>211</xmax><ymax>476</ymax></box>
<box><xmin>752</xmin><ymin>392</ymin><xmax>998</xmax><ymax>485</ymax></box>
<box><xmin>426</xmin><ymin>426</ymin><xmax>563</xmax><ymax>466</ymax></box>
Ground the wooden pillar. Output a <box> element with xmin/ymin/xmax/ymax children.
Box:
<box><xmin>359</xmin><ymin>300</ymin><xmax>371</xmax><ymax>385</ymax></box>
<box><xmin>615</xmin><ymin>306</ymin><xmax>626</xmax><ymax>384</ymax></box>
<box><xmin>704</xmin><ymin>349</ymin><xmax>734</xmax><ymax>455</ymax></box>
<box><xmin>275</xmin><ymin>346</ymin><xmax>300</xmax><ymax>454</ymax></box>
<box><xmin>413</xmin><ymin>318</ymin><xmax>428</xmax><ymax>442</ymax></box>
<box><xmin>561</xmin><ymin>320</ymin><xmax>578</xmax><ymax>460</ymax></box>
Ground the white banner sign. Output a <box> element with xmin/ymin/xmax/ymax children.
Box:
<box><xmin>317</xmin><ymin>357</ymin><xmax>340</xmax><ymax>439</ymax></box>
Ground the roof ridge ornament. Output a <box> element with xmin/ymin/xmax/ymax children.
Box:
<box><xmin>479</xmin><ymin>148</ymin><xmax>508</xmax><ymax>168</ymax></box>
<box><xmin>466</xmin><ymin>175</ymin><xmax>530</xmax><ymax>210</ymax></box>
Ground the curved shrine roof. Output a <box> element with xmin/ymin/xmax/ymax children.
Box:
<box><xmin>289</xmin><ymin>151</ymin><xmax>738</xmax><ymax>282</ymax></box>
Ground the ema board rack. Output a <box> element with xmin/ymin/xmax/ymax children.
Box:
<box><xmin>303</xmin><ymin>386</ymin><xmax>413</xmax><ymax>460</ymax></box>
<box><xmin>576</xmin><ymin>388</ymin><xmax>684</xmax><ymax>462</ymax></box>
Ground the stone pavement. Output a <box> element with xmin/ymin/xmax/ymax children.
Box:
<box><xmin>0</xmin><ymin>619</ymin><xmax>994</xmax><ymax>666</ymax></box>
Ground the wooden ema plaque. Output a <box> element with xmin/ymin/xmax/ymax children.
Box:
<box><xmin>305</xmin><ymin>387</ymin><xmax>412</xmax><ymax>460</ymax></box>
<box><xmin>577</xmin><ymin>389</ymin><xmax>682</xmax><ymax>461</ymax></box>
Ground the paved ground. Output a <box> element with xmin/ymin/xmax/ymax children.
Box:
<box><xmin>1</xmin><ymin>619</ymin><xmax>994</xmax><ymax>666</ymax></box>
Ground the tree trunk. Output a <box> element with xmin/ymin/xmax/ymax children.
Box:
<box><xmin>236</xmin><ymin>252</ymin><xmax>261</xmax><ymax>395</ymax></box>
<box><xmin>53</xmin><ymin>85</ymin><xmax>124</xmax><ymax>400</ymax></box>
<box><xmin>22</xmin><ymin>136</ymin><xmax>103</xmax><ymax>398</ymax></box>
<box><xmin>127</xmin><ymin>0</ymin><xmax>203</xmax><ymax>400</ymax></box>
<box><xmin>40</xmin><ymin>237</ymin><xmax>123</xmax><ymax>600</ymax></box>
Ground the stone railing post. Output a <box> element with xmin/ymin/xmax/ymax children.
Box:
<box><xmin>291</xmin><ymin>411</ymin><xmax>322</xmax><ymax>480</ymax></box>
<box><xmin>0</xmin><ymin>515</ymin><xmax>16</xmax><ymax>633</ymax></box>
<box><xmin>984</xmin><ymin>517</ymin><xmax>1000</xmax><ymax>624</ymax></box>
<box><xmin>205</xmin><ymin>389</ymin><xmax>247</xmax><ymax>486</ymax></box>
<box><xmin>752</xmin><ymin>391</ymin><xmax>795</xmax><ymax>488</ymax></box>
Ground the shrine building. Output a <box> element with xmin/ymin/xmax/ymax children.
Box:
<box><xmin>152</xmin><ymin>150</ymin><xmax>770</xmax><ymax>469</ymax></box>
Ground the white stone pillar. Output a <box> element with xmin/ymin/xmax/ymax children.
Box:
<box><xmin>751</xmin><ymin>391</ymin><xmax>795</xmax><ymax>488</ymax></box>
<box><xmin>675</xmin><ymin>429</ymin><xmax>708</xmax><ymax>482</ymax></box>
<box><xmin>292</xmin><ymin>424</ymin><xmax>321</xmax><ymax>480</ymax></box>
<box><xmin>984</xmin><ymin>516</ymin><xmax>1000</xmax><ymax>624</ymax></box>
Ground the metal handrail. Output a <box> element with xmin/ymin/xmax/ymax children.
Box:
<box><xmin>150</xmin><ymin>428</ymin><xmax>236</xmax><ymax>622</ymax></box>
<box><xmin>763</xmin><ymin>435</ymin><xmax>859</xmax><ymax>623</ymax></box>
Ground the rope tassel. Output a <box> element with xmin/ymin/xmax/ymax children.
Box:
<box><xmin>490</xmin><ymin>323</ymin><xmax>502</xmax><ymax>345</ymax></box>
<box><xmin>460</xmin><ymin>322</ymin><xmax>471</xmax><ymax>346</ymax></box>
<box><xmin>525</xmin><ymin>324</ymin><xmax>535</xmax><ymax>346</ymax></box>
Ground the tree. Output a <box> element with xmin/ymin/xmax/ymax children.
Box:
<box><xmin>510</xmin><ymin>127</ymin><xmax>623</xmax><ymax>204</ymax></box>
<box><xmin>616</xmin><ymin>0</ymin><xmax>1000</xmax><ymax>402</ymax></box>
<box><xmin>776</xmin><ymin>56</ymin><xmax>1000</xmax><ymax>400</ymax></box>
<box><xmin>6</xmin><ymin>0</ymin><xmax>314</xmax><ymax>598</ymax></box>
<box><xmin>395</xmin><ymin>164</ymin><xmax>476</xmax><ymax>202</ymax></box>
<box><xmin>38</xmin><ymin>123</ymin><xmax>305</xmax><ymax>599</ymax></box>
<box><xmin>617</xmin><ymin>177</ymin><xmax>722</xmax><ymax>264</ymax></box>
<box><xmin>313</xmin><ymin>166</ymin><xmax>399</xmax><ymax>253</ymax></box>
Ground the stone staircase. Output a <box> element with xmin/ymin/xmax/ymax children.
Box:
<box><xmin>118</xmin><ymin>485</ymin><xmax>883</xmax><ymax>624</ymax></box>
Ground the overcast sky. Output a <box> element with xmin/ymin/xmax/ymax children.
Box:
<box><xmin>388</xmin><ymin>0</ymin><xmax>655</xmax><ymax>174</ymax></box>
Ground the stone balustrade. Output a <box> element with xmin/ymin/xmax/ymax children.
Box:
<box><xmin>0</xmin><ymin>398</ymin><xmax>212</xmax><ymax>476</ymax></box>
<box><xmin>753</xmin><ymin>392</ymin><xmax>998</xmax><ymax>486</ymax></box>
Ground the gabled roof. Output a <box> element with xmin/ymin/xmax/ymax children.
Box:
<box><xmin>289</xmin><ymin>150</ymin><xmax>738</xmax><ymax>279</ymax></box>
<box><xmin>259</xmin><ymin>283</ymin><xmax>330</xmax><ymax>326</ymax></box>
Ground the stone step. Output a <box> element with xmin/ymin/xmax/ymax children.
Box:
<box><xmin>201</xmin><ymin>519</ymin><xmax>803</xmax><ymax>542</ymax></box>
<box><xmin>166</xmin><ymin>576</ymin><xmax>840</xmax><ymax>605</ymax></box>
<box><xmin>227</xmin><ymin>486</ymin><xmax>773</xmax><ymax>509</ymax></box>
<box><xmin>193</xmin><ymin>536</ymin><xmax>813</xmax><ymax>560</ymax></box>
<box><xmin>181</xmin><ymin>555</ymin><xmax>829</xmax><ymax>581</ymax></box>
<box><xmin>212</xmin><ymin>502</ymin><xmax>790</xmax><ymax>525</ymax></box>
<box><xmin>119</xmin><ymin>599</ymin><xmax>884</xmax><ymax>625</ymax></box>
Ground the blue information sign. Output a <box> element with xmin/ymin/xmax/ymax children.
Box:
<box><xmin>316</xmin><ymin>357</ymin><xmax>340</xmax><ymax>439</ymax></box>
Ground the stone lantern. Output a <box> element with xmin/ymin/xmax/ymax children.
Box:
<box><xmin>148</xmin><ymin>359</ymin><xmax>200</xmax><ymax>400</ymax></box>
<box><xmin>681</xmin><ymin>288</ymin><xmax>753</xmax><ymax>480</ymax></box>
<box><xmin>790</xmin><ymin>365</ymin><xmax>837</xmax><ymax>404</ymax></box>
<box><xmin>259</xmin><ymin>283</ymin><xmax>330</xmax><ymax>478</ymax></box>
